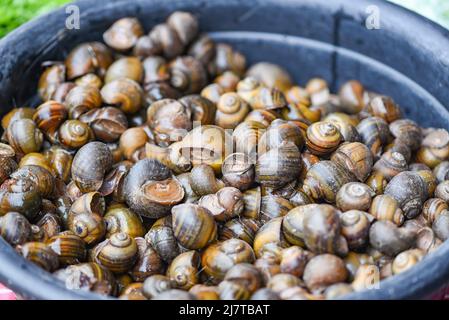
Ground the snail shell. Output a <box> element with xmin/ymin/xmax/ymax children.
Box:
<box><xmin>189</xmin><ymin>164</ymin><xmax>224</xmax><ymax>196</ymax></box>
<box><xmin>179</xmin><ymin>94</ymin><xmax>216</xmax><ymax>125</ymax></box>
<box><xmin>79</xmin><ymin>107</ymin><xmax>128</xmax><ymax>143</ymax></box>
<box><xmin>0</xmin><ymin>144</ymin><xmax>18</xmax><ymax>185</ymax></box>
<box><xmin>259</xmin><ymin>119</ymin><xmax>304</xmax><ymax>154</ymax></box>
<box><xmin>104</xmin><ymin>205</ymin><xmax>145</xmax><ymax>238</ymax></box>
<box><xmin>432</xmin><ymin>211</ymin><xmax>449</xmax><ymax>241</ymax></box>
<box><xmin>215</xmin><ymin>93</ymin><xmax>250</xmax><ymax>129</ymax></box>
<box><xmin>435</xmin><ymin>180</ymin><xmax>449</xmax><ymax>203</ymax></box>
<box><xmin>369</xmin><ymin>221</ymin><xmax>416</xmax><ymax>256</ymax></box>
<box><xmin>123</xmin><ymin>159</ymin><xmax>184</xmax><ymax>218</ymax></box>
<box><xmin>392</xmin><ymin>248</ymin><xmax>425</xmax><ymax>275</ymax></box>
<box><xmin>33</xmin><ymin>101</ymin><xmax>67</xmax><ymax>141</ymax></box>
<box><xmin>11</xmin><ymin>165</ymin><xmax>54</xmax><ymax>199</ymax></box>
<box><xmin>209</xmin><ymin>43</ymin><xmax>246</xmax><ymax>77</ymax></box>
<box><xmin>253</xmin><ymin>217</ymin><xmax>289</xmax><ymax>258</ymax></box>
<box><xmin>237</xmin><ymin>77</ymin><xmax>286</xmax><ymax>110</ymax></box>
<box><xmin>101</xmin><ymin>78</ymin><xmax>143</xmax><ymax>114</ymax></box>
<box><xmin>279</xmin><ymin>246</ymin><xmax>312</xmax><ymax>278</ymax></box>
<box><xmin>130</xmin><ymin>237</ymin><xmax>164</xmax><ymax>282</ymax></box>
<box><xmin>64</xmin><ymin>85</ymin><xmax>102</xmax><ymax>120</ymax></box>
<box><xmin>338</xmin><ymin>80</ymin><xmax>366</xmax><ymax>114</ymax></box>
<box><xmin>218</xmin><ymin>280</ymin><xmax>251</xmax><ymax>300</ymax></box>
<box><xmin>171</xmin><ymin>203</ymin><xmax>217</xmax><ymax>250</ymax></box>
<box><xmin>255</xmin><ymin>141</ymin><xmax>302</xmax><ymax>189</ymax></box>
<box><xmin>92</xmin><ymin>232</ymin><xmax>138</xmax><ymax>273</ymax></box>
<box><xmin>340</xmin><ymin>210</ymin><xmax>370</xmax><ymax>250</ymax></box>
<box><xmin>188</xmin><ymin>34</ymin><xmax>216</xmax><ymax>66</ymax></box>
<box><xmin>416</xmin><ymin>129</ymin><xmax>449</xmax><ymax>168</ymax></box>
<box><xmin>389</xmin><ymin>119</ymin><xmax>422</xmax><ymax>151</ymax></box>
<box><xmin>200</xmin><ymin>83</ymin><xmax>223</xmax><ymax>105</ymax></box>
<box><xmin>103</xmin><ymin>17</ymin><xmax>144</xmax><ymax>51</ymax></box>
<box><xmin>222</xmin><ymin>153</ymin><xmax>255</xmax><ymax>191</ymax></box>
<box><xmin>169</xmin><ymin>56</ymin><xmax>208</xmax><ymax>94</ymax></box>
<box><xmin>54</xmin><ymin>262</ymin><xmax>117</xmax><ymax>296</ymax></box>
<box><xmin>219</xmin><ymin>218</ymin><xmax>261</xmax><ymax>246</ymax></box>
<box><xmin>142</xmin><ymin>275</ymin><xmax>173</xmax><ymax>299</ymax></box>
<box><xmin>198</xmin><ymin>187</ymin><xmax>244</xmax><ymax>222</ymax></box>
<box><xmin>302</xmin><ymin>160</ymin><xmax>356</xmax><ymax>203</ymax></box>
<box><xmin>44</xmin><ymin>146</ymin><xmax>73</xmax><ymax>183</ymax></box>
<box><xmin>244</xmin><ymin>109</ymin><xmax>278</xmax><ymax>127</ymax></box>
<box><xmin>351</xmin><ymin>264</ymin><xmax>380</xmax><ymax>292</ymax></box>
<box><xmin>6</xmin><ymin>118</ymin><xmax>43</xmax><ymax>157</ymax></box>
<box><xmin>46</xmin><ymin>231</ymin><xmax>86</xmax><ymax>266</ymax></box>
<box><xmin>306</xmin><ymin>121</ymin><xmax>342</xmax><ymax>156</ymax></box>
<box><xmin>331</xmin><ymin>142</ymin><xmax>373</xmax><ymax>182</ymax></box>
<box><xmin>242</xmin><ymin>187</ymin><xmax>262</xmax><ymax>219</ymax></box>
<box><xmin>167</xmin><ymin>11</ymin><xmax>198</xmax><ymax>46</ymax></box>
<box><xmin>189</xmin><ymin>284</ymin><xmax>220</xmax><ymax>300</ymax></box>
<box><xmin>433</xmin><ymin>161</ymin><xmax>449</xmax><ymax>183</ymax></box>
<box><xmin>0</xmin><ymin>178</ymin><xmax>42</xmax><ymax>220</ymax></box>
<box><xmin>259</xmin><ymin>195</ymin><xmax>294</xmax><ymax>223</ymax></box>
<box><xmin>71</xmin><ymin>142</ymin><xmax>113</xmax><ymax>193</ymax></box>
<box><xmin>336</xmin><ymin>182</ymin><xmax>375</xmax><ymax>212</ymax></box>
<box><xmin>373</xmin><ymin>150</ymin><xmax>408</xmax><ymax>181</ymax></box>
<box><xmin>422</xmin><ymin>198</ymin><xmax>448</xmax><ymax>225</ymax></box>
<box><xmin>369</xmin><ymin>195</ymin><xmax>405</xmax><ymax>226</ymax></box>
<box><xmin>38</xmin><ymin>62</ymin><xmax>66</xmax><ymax>101</ymax></box>
<box><xmin>167</xmin><ymin>250</ymin><xmax>200</xmax><ymax>290</ymax></box>
<box><xmin>105</xmin><ymin>57</ymin><xmax>143</xmax><ymax>84</ymax></box>
<box><xmin>75</xmin><ymin>73</ymin><xmax>103</xmax><ymax>89</ymax></box>
<box><xmin>366</xmin><ymin>171</ymin><xmax>388</xmax><ymax>195</ymax></box>
<box><xmin>18</xmin><ymin>242</ymin><xmax>59</xmax><ymax>272</ymax></box>
<box><xmin>214</xmin><ymin>71</ymin><xmax>240</xmax><ymax>93</ymax></box>
<box><xmin>233</xmin><ymin>121</ymin><xmax>266</xmax><ymax>161</ymax></box>
<box><xmin>303</xmin><ymin>254</ymin><xmax>348</xmax><ymax>293</ymax></box>
<box><xmin>0</xmin><ymin>211</ymin><xmax>32</xmax><ymax>245</ymax></box>
<box><xmin>59</xmin><ymin>120</ymin><xmax>94</xmax><ymax>149</ymax></box>
<box><xmin>145</xmin><ymin>216</ymin><xmax>179</xmax><ymax>263</ymax></box>
<box><xmin>356</xmin><ymin>116</ymin><xmax>390</xmax><ymax>158</ymax></box>
<box><xmin>251</xmin><ymin>288</ymin><xmax>281</xmax><ymax>300</ymax></box>
<box><xmin>246</xmin><ymin>62</ymin><xmax>292</xmax><ymax>92</ymax></box>
<box><xmin>202</xmin><ymin>239</ymin><xmax>256</xmax><ymax>282</ymax></box>
<box><xmin>365</xmin><ymin>96</ymin><xmax>401</xmax><ymax>123</ymax></box>
<box><xmin>65</xmin><ymin>42</ymin><xmax>113</xmax><ymax>79</ymax></box>
<box><xmin>119</xmin><ymin>127</ymin><xmax>151</xmax><ymax>161</ymax></box>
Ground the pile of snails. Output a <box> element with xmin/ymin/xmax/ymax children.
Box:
<box><xmin>1</xmin><ymin>11</ymin><xmax>449</xmax><ymax>300</ymax></box>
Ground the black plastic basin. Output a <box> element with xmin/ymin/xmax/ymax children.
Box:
<box><xmin>1</xmin><ymin>0</ymin><xmax>449</xmax><ymax>299</ymax></box>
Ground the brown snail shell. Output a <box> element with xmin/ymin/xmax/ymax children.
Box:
<box><xmin>336</xmin><ymin>182</ymin><xmax>375</xmax><ymax>212</ymax></box>
<box><xmin>218</xmin><ymin>280</ymin><xmax>251</xmax><ymax>300</ymax></box>
<box><xmin>71</xmin><ymin>141</ymin><xmax>113</xmax><ymax>192</ymax></box>
<box><xmin>166</xmin><ymin>11</ymin><xmax>198</xmax><ymax>46</ymax></box>
<box><xmin>255</xmin><ymin>141</ymin><xmax>302</xmax><ymax>189</ymax></box>
<box><xmin>188</xmin><ymin>34</ymin><xmax>216</xmax><ymax>66</ymax></box>
<box><xmin>2</xmin><ymin>107</ymin><xmax>36</xmax><ymax>130</ymax></box>
<box><xmin>356</xmin><ymin>116</ymin><xmax>390</xmax><ymax>158</ymax></box>
<box><xmin>202</xmin><ymin>239</ymin><xmax>256</xmax><ymax>282</ymax></box>
<box><xmin>36</xmin><ymin>213</ymin><xmax>62</xmax><ymax>239</ymax></box>
<box><xmin>75</xmin><ymin>73</ymin><xmax>103</xmax><ymax>89</ymax></box>
<box><xmin>6</xmin><ymin>118</ymin><xmax>43</xmax><ymax>157</ymax></box>
<box><xmin>364</xmin><ymin>96</ymin><xmax>401</xmax><ymax>123</ymax></box>
<box><xmin>142</xmin><ymin>275</ymin><xmax>173</xmax><ymax>299</ymax></box>
<box><xmin>148</xmin><ymin>23</ymin><xmax>183</xmax><ymax>59</ymax></box>
<box><xmin>432</xmin><ymin>210</ymin><xmax>449</xmax><ymax>241</ymax></box>
<box><xmin>145</xmin><ymin>142</ymin><xmax>192</xmax><ymax>175</ymax></box>
<box><xmin>179</xmin><ymin>94</ymin><xmax>216</xmax><ymax>125</ymax></box>
<box><xmin>0</xmin><ymin>211</ymin><xmax>32</xmax><ymax>246</ymax></box>
<box><xmin>167</xmin><ymin>250</ymin><xmax>200</xmax><ymax>290</ymax></box>
<box><xmin>38</xmin><ymin>62</ymin><xmax>66</xmax><ymax>101</ymax></box>
<box><xmin>215</xmin><ymin>92</ymin><xmax>250</xmax><ymax>129</ymax></box>
<box><xmin>244</xmin><ymin>109</ymin><xmax>278</xmax><ymax>127</ymax></box>
<box><xmin>64</xmin><ymin>85</ymin><xmax>102</xmax><ymax>120</ymax></box>
<box><xmin>208</xmin><ymin>43</ymin><xmax>246</xmax><ymax>77</ymax></box>
<box><xmin>222</xmin><ymin>153</ymin><xmax>255</xmax><ymax>191</ymax></box>
<box><xmin>435</xmin><ymin>180</ymin><xmax>449</xmax><ymax>203</ymax></box>
<box><xmin>44</xmin><ymin>146</ymin><xmax>73</xmax><ymax>183</ymax></box>
<box><xmin>171</xmin><ymin>203</ymin><xmax>217</xmax><ymax>250</ymax></box>
<box><xmin>259</xmin><ymin>195</ymin><xmax>294</xmax><ymax>223</ymax></box>
<box><xmin>392</xmin><ymin>248</ymin><xmax>425</xmax><ymax>275</ymax></box>
<box><xmin>331</xmin><ymin>142</ymin><xmax>373</xmax><ymax>182</ymax></box>
<box><xmin>79</xmin><ymin>107</ymin><xmax>128</xmax><ymax>143</ymax></box>
<box><xmin>433</xmin><ymin>161</ymin><xmax>449</xmax><ymax>183</ymax></box>
<box><xmin>0</xmin><ymin>143</ymin><xmax>18</xmax><ymax>185</ymax></box>
<box><xmin>33</xmin><ymin>101</ymin><xmax>67</xmax><ymax>141</ymax></box>
<box><xmin>142</xmin><ymin>56</ymin><xmax>169</xmax><ymax>85</ymax></box>
<box><xmin>369</xmin><ymin>195</ymin><xmax>405</xmax><ymax>226</ymax></box>
<box><xmin>200</xmin><ymin>83</ymin><xmax>223</xmax><ymax>105</ymax></box>
<box><xmin>340</xmin><ymin>210</ymin><xmax>370</xmax><ymax>250</ymax></box>
<box><xmin>104</xmin><ymin>205</ymin><xmax>145</xmax><ymax>238</ymax></box>
<box><xmin>279</xmin><ymin>246</ymin><xmax>313</xmax><ymax>278</ymax></box>
<box><xmin>103</xmin><ymin>17</ymin><xmax>144</xmax><ymax>51</ymax></box>
<box><xmin>422</xmin><ymin>198</ymin><xmax>448</xmax><ymax>225</ymax></box>
<box><xmin>129</xmin><ymin>237</ymin><xmax>164</xmax><ymax>282</ymax></box>
<box><xmin>59</xmin><ymin>120</ymin><xmax>94</xmax><ymax>149</ymax></box>
<box><xmin>259</xmin><ymin>119</ymin><xmax>304</xmax><ymax>154</ymax></box>
<box><xmin>0</xmin><ymin>178</ymin><xmax>42</xmax><ymax>220</ymax></box>
<box><xmin>214</xmin><ymin>71</ymin><xmax>240</xmax><ymax>93</ymax></box>
<box><xmin>267</xmin><ymin>273</ymin><xmax>302</xmax><ymax>295</ymax></box>
<box><xmin>351</xmin><ymin>264</ymin><xmax>380</xmax><ymax>292</ymax></box>
<box><xmin>242</xmin><ymin>187</ymin><xmax>262</xmax><ymax>219</ymax></box>
<box><xmin>373</xmin><ymin>150</ymin><xmax>408</xmax><ymax>181</ymax></box>
<box><xmin>389</xmin><ymin>119</ymin><xmax>422</xmax><ymax>151</ymax></box>
<box><xmin>369</xmin><ymin>221</ymin><xmax>416</xmax><ymax>256</ymax></box>
<box><xmin>11</xmin><ymin>165</ymin><xmax>54</xmax><ymax>199</ymax></box>
<box><xmin>54</xmin><ymin>262</ymin><xmax>117</xmax><ymax>296</ymax></box>
<box><xmin>384</xmin><ymin>171</ymin><xmax>432</xmax><ymax>219</ymax></box>
<box><xmin>366</xmin><ymin>171</ymin><xmax>388</xmax><ymax>195</ymax></box>
<box><xmin>219</xmin><ymin>218</ymin><xmax>261</xmax><ymax>246</ymax></box>
<box><xmin>147</xmin><ymin>98</ymin><xmax>192</xmax><ymax>146</ymax></box>
<box><xmin>101</xmin><ymin>78</ymin><xmax>143</xmax><ymax>114</ymax></box>
<box><xmin>18</xmin><ymin>153</ymin><xmax>53</xmax><ymax>178</ymax></box>
<box><xmin>303</xmin><ymin>254</ymin><xmax>348</xmax><ymax>293</ymax></box>
<box><xmin>189</xmin><ymin>164</ymin><xmax>224</xmax><ymax>196</ymax></box>
<box><xmin>301</xmin><ymin>204</ymin><xmax>348</xmax><ymax>256</ymax></box>
<box><xmin>65</xmin><ymin>42</ymin><xmax>113</xmax><ymax>80</ymax></box>
<box><xmin>233</xmin><ymin>121</ymin><xmax>266</xmax><ymax>161</ymax></box>
<box><xmin>416</xmin><ymin>129</ymin><xmax>449</xmax><ymax>168</ymax></box>
<box><xmin>105</xmin><ymin>57</ymin><xmax>143</xmax><ymax>84</ymax></box>
<box><xmin>253</xmin><ymin>217</ymin><xmax>289</xmax><ymax>258</ymax></box>
<box><xmin>119</xmin><ymin>127</ymin><xmax>151</xmax><ymax>161</ymax></box>
<box><xmin>145</xmin><ymin>216</ymin><xmax>179</xmax><ymax>263</ymax></box>
<box><xmin>198</xmin><ymin>187</ymin><xmax>244</xmax><ymax>222</ymax></box>
<box><xmin>305</xmin><ymin>121</ymin><xmax>342</xmax><ymax>156</ymax></box>
<box><xmin>344</xmin><ymin>251</ymin><xmax>375</xmax><ymax>281</ymax></box>
<box><xmin>189</xmin><ymin>284</ymin><xmax>220</xmax><ymax>300</ymax></box>
<box><xmin>169</xmin><ymin>56</ymin><xmax>208</xmax><ymax>94</ymax></box>
<box><xmin>237</xmin><ymin>77</ymin><xmax>286</xmax><ymax>110</ymax></box>
<box><xmin>246</xmin><ymin>62</ymin><xmax>292</xmax><ymax>92</ymax></box>
<box><xmin>92</xmin><ymin>232</ymin><xmax>138</xmax><ymax>273</ymax></box>
<box><xmin>17</xmin><ymin>242</ymin><xmax>59</xmax><ymax>272</ymax></box>
<box><xmin>123</xmin><ymin>159</ymin><xmax>184</xmax><ymax>218</ymax></box>
<box><xmin>324</xmin><ymin>283</ymin><xmax>354</xmax><ymax>299</ymax></box>
<box><xmin>46</xmin><ymin>231</ymin><xmax>86</xmax><ymax>266</ymax></box>
<box><xmin>338</xmin><ymin>80</ymin><xmax>366</xmax><ymax>114</ymax></box>
<box><xmin>302</xmin><ymin>160</ymin><xmax>356</xmax><ymax>203</ymax></box>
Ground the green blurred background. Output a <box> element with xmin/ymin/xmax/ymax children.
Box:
<box><xmin>0</xmin><ymin>0</ymin><xmax>448</xmax><ymax>38</ymax></box>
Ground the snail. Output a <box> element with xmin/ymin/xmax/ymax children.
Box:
<box><xmin>356</xmin><ymin>116</ymin><xmax>390</xmax><ymax>158</ymax></box>
<box><xmin>389</xmin><ymin>119</ymin><xmax>422</xmax><ymax>151</ymax></box>
<box><xmin>369</xmin><ymin>221</ymin><xmax>416</xmax><ymax>256</ymax></box>
<box><xmin>103</xmin><ymin>17</ymin><xmax>144</xmax><ymax>52</ymax></box>
<box><xmin>198</xmin><ymin>187</ymin><xmax>244</xmax><ymax>222</ymax></box>
<box><xmin>369</xmin><ymin>195</ymin><xmax>405</xmax><ymax>226</ymax></box>
<box><xmin>364</xmin><ymin>96</ymin><xmax>401</xmax><ymax>123</ymax></box>
<box><xmin>145</xmin><ymin>216</ymin><xmax>179</xmax><ymax>263</ymax></box>
<box><xmin>38</xmin><ymin>62</ymin><xmax>66</xmax><ymax>101</ymax></box>
<box><xmin>214</xmin><ymin>71</ymin><xmax>240</xmax><ymax>93</ymax></box>
<box><xmin>189</xmin><ymin>285</ymin><xmax>220</xmax><ymax>300</ymax></box>
<box><xmin>0</xmin><ymin>143</ymin><xmax>18</xmax><ymax>185</ymax></box>
<box><xmin>65</xmin><ymin>42</ymin><xmax>113</xmax><ymax>79</ymax></box>
<box><xmin>101</xmin><ymin>78</ymin><xmax>143</xmax><ymax>114</ymax></box>
<box><xmin>219</xmin><ymin>218</ymin><xmax>261</xmax><ymax>246</ymax></box>
<box><xmin>105</xmin><ymin>57</ymin><xmax>143</xmax><ymax>84</ymax></box>
<box><xmin>303</xmin><ymin>254</ymin><xmax>348</xmax><ymax>293</ymax></box>
<box><xmin>46</xmin><ymin>231</ymin><xmax>86</xmax><ymax>266</ymax></box>
<box><xmin>0</xmin><ymin>211</ymin><xmax>33</xmax><ymax>246</ymax></box>
<box><xmin>32</xmin><ymin>100</ymin><xmax>67</xmax><ymax>142</ymax></box>
<box><xmin>338</xmin><ymin>80</ymin><xmax>366</xmax><ymax>114</ymax></box>
<box><xmin>253</xmin><ymin>217</ymin><xmax>289</xmax><ymax>258</ymax></box>
<box><xmin>104</xmin><ymin>205</ymin><xmax>145</xmax><ymax>238</ymax></box>
<box><xmin>416</xmin><ymin>129</ymin><xmax>449</xmax><ymax>169</ymax></box>
<box><xmin>167</xmin><ymin>250</ymin><xmax>201</xmax><ymax>290</ymax></box>
<box><xmin>266</xmin><ymin>273</ymin><xmax>302</xmax><ymax>294</ymax></box>
<box><xmin>331</xmin><ymin>142</ymin><xmax>373</xmax><ymax>182</ymax></box>
<box><xmin>169</xmin><ymin>56</ymin><xmax>208</xmax><ymax>94</ymax></box>
<box><xmin>171</xmin><ymin>203</ymin><xmax>217</xmax><ymax>249</ymax></box>
<box><xmin>279</xmin><ymin>246</ymin><xmax>312</xmax><ymax>278</ymax></box>
<box><xmin>123</xmin><ymin>159</ymin><xmax>184</xmax><ymax>218</ymax></box>
<box><xmin>71</xmin><ymin>142</ymin><xmax>113</xmax><ymax>193</ymax></box>
<box><xmin>6</xmin><ymin>118</ymin><xmax>43</xmax><ymax>157</ymax></box>
<box><xmin>236</xmin><ymin>77</ymin><xmax>286</xmax><ymax>110</ymax></box>
<box><xmin>130</xmin><ymin>237</ymin><xmax>164</xmax><ymax>281</ymax></box>
<box><xmin>221</xmin><ymin>153</ymin><xmax>255</xmax><ymax>191</ymax></box>
<box><xmin>305</xmin><ymin>121</ymin><xmax>342</xmax><ymax>156</ymax></box>
<box><xmin>58</xmin><ymin>120</ymin><xmax>94</xmax><ymax>149</ymax></box>
<box><xmin>79</xmin><ymin>107</ymin><xmax>128</xmax><ymax>143</ymax></box>
<box><xmin>392</xmin><ymin>249</ymin><xmax>425</xmax><ymax>275</ymax></box>
<box><xmin>188</xmin><ymin>34</ymin><xmax>216</xmax><ymax>67</ymax></box>
<box><xmin>246</xmin><ymin>62</ymin><xmax>292</xmax><ymax>92</ymax></box>
<box><xmin>373</xmin><ymin>150</ymin><xmax>408</xmax><ymax>181</ymax></box>
<box><xmin>215</xmin><ymin>92</ymin><xmax>250</xmax><ymax>129</ymax></box>
<box><xmin>208</xmin><ymin>43</ymin><xmax>246</xmax><ymax>77</ymax></box>
<box><xmin>142</xmin><ymin>275</ymin><xmax>173</xmax><ymax>299</ymax></box>
<box><xmin>336</xmin><ymin>182</ymin><xmax>375</xmax><ymax>212</ymax></box>
<box><xmin>17</xmin><ymin>242</ymin><xmax>59</xmax><ymax>272</ymax></box>
<box><xmin>44</xmin><ymin>146</ymin><xmax>73</xmax><ymax>183</ymax></box>
<box><xmin>202</xmin><ymin>239</ymin><xmax>256</xmax><ymax>283</ymax></box>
